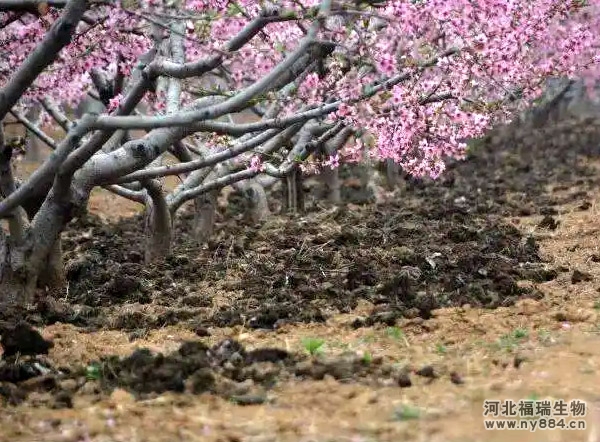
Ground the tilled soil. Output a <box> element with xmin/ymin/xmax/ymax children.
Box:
<box><xmin>49</xmin><ymin>117</ymin><xmax>600</xmax><ymax>333</ymax></box>
<box><xmin>45</xmin><ymin>118</ymin><xmax>600</xmax><ymax>331</ymax></box>
<box><xmin>2</xmin><ymin>115</ymin><xmax>600</xmax><ymax>441</ymax></box>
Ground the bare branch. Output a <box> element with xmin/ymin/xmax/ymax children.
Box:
<box><xmin>80</xmin><ymin>96</ymin><xmax>222</xmax><ymax>188</ymax></box>
<box><xmin>114</xmin><ymin>128</ymin><xmax>282</xmax><ymax>184</ymax></box>
<box><xmin>166</xmin><ymin>122</ymin><xmax>304</xmax><ymax>211</ymax></box>
<box><xmin>173</xmin><ymin>168</ymin><xmax>258</xmax><ymax>204</ymax></box>
<box><xmin>0</xmin><ymin>114</ymin><xmax>95</xmax><ymax>219</ymax></box>
<box><xmin>88</xmin><ymin>38</ymin><xmax>321</xmax><ymax>130</ymax></box>
<box><xmin>8</xmin><ymin>109</ymin><xmax>56</xmax><ymax>149</ymax></box>
<box><xmin>263</xmin><ymin>122</ymin><xmax>346</xmax><ymax>178</ymax></box>
<box><xmin>59</xmin><ymin>57</ymin><xmax>157</xmax><ymax>178</ymax></box>
<box><xmin>102</xmin><ymin>184</ymin><xmax>146</xmax><ymax>204</ymax></box>
<box><xmin>39</xmin><ymin>98</ymin><xmax>72</xmax><ymax>132</ymax></box>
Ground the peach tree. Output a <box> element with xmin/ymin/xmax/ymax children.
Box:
<box><xmin>0</xmin><ymin>0</ymin><xmax>598</xmax><ymax>305</ymax></box>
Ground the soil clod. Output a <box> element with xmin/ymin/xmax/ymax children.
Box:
<box><xmin>449</xmin><ymin>372</ymin><xmax>464</xmax><ymax>385</ymax></box>
<box><xmin>572</xmin><ymin>269</ymin><xmax>593</xmax><ymax>284</ymax></box>
<box><xmin>415</xmin><ymin>365</ymin><xmax>437</xmax><ymax>379</ymax></box>
<box><xmin>0</xmin><ymin>322</ymin><xmax>53</xmax><ymax>357</ymax></box>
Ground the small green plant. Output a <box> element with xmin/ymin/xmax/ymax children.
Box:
<box><xmin>496</xmin><ymin>328</ymin><xmax>529</xmax><ymax>352</ymax></box>
<box><xmin>386</xmin><ymin>326</ymin><xmax>405</xmax><ymax>340</ymax></box>
<box><xmin>512</xmin><ymin>328</ymin><xmax>529</xmax><ymax>339</ymax></box>
<box><xmin>435</xmin><ymin>343</ymin><xmax>447</xmax><ymax>354</ymax></box>
<box><xmin>393</xmin><ymin>404</ymin><xmax>421</xmax><ymax>421</ymax></box>
<box><xmin>302</xmin><ymin>337</ymin><xmax>325</xmax><ymax>356</ymax></box>
<box><xmin>594</xmin><ymin>301</ymin><xmax>600</xmax><ymax>311</ymax></box>
<box><xmin>362</xmin><ymin>351</ymin><xmax>373</xmax><ymax>365</ymax></box>
<box><xmin>86</xmin><ymin>362</ymin><xmax>101</xmax><ymax>381</ymax></box>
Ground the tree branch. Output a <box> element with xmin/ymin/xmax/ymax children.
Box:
<box><xmin>172</xmin><ymin>168</ymin><xmax>258</xmax><ymax>205</ymax></box>
<box><xmin>87</xmin><ymin>38</ymin><xmax>321</xmax><ymax>130</ymax></box>
<box><xmin>8</xmin><ymin>109</ymin><xmax>56</xmax><ymax>149</ymax></box>
<box><xmin>102</xmin><ymin>184</ymin><xmax>146</xmax><ymax>204</ymax></box>
<box><xmin>263</xmin><ymin>122</ymin><xmax>346</xmax><ymax>178</ymax></box>
<box><xmin>152</xmin><ymin>9</ymin><xmax>295</xmax><ymax>79</ymax></box>
<box><xmin>0</xmin><ymin>114</ymin><xmax>95</xmax><ymax>219</ymax></box>
<box><xmin>39</xmin><ymin>97</ymin><xmax>72</xmax><ymax>132</ymax></box>
<box><xmin>0</xmin><ymin>0</ymin><xmax>88</xmax><ymax>120</ymax></box>
<box><xmin>114</xmin><ymin>128</ymin><xmax>282</xmax><ymax>184</ymax></box>
<box><xmin>167</xmin><ymin>122</ymin><xmax>304</xmax><ymax>211</ymax></box>
<box><xmin>0</xmin><ymin>124</ymin><xmax>29</xmax><ymax>239</ymax></box>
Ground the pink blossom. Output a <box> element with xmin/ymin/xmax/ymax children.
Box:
<box><xmin>249</xmin><ymin>155</ymin><xmax>265</xmax><ymax>172</ymax></box>
<box><xmin>323</xmin><ymin>154</ymin><xmax>340</xmax><ymax>170</ymax></box>
<box><xmin>0</xmin><ymin>0</ymin><xmax>598</xmax><ymax>181</ymax></box>
<box><xmin>107</xmin><ymin>94</ymin><xmax>123</xmax><ymax>113</ymax></box>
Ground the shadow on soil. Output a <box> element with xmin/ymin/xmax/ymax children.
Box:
<box><xmin>2</xmin><ymin>115</ymin><xmax>600</xmax><ymax>406</ymax></box>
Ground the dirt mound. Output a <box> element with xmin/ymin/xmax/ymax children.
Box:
<box><xmin>51</xmin><ymin>202</ymin><xmax>551</xmax><ymax>332</ymax></box>
<box><xmin>0</xmin><ymin>337</ymin><xmax>446</xmax><ymax>408</ymax></box>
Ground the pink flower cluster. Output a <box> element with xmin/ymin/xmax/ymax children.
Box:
<box><xmin>249</xmin><ymin>155</ymin><xmax>265</xmax><ymax>172</ymax></box>
<box><xmin>1</xmin><ymin>0</ymin><xmax>599</xmax><ymax>179</ymax></box>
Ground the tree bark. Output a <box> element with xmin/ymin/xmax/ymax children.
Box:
<box><xmin>0</xmin><ymin>230</ymin><xmax>37</xmax><ymax>307</ymax></box>
<box><xmin>246</xmin><ymin>181</ymin><xmax>270</xmax><ymax>223</ymax></box>
<box><xmin>24</xmin><ymin>105</ymin><xmax>43</xmax><ymax>162</ymax></box>
<box><xmin>282</xmin><ymin>167</ymin><xmax>304</xmax><ymax>213</ymax></box>
<box><xmin>36</xmin><ymin>237</ymin><xmax>65</xmax><ymax>292</ymax></box>
<box><xmin>193</xmin><ymin>189</ymin><xmax>217</xmax><ymax>245</ymax></box>
<box><xmin>143</xmin><ymin>180</ymin><xmax>172</xmax><ymax>263</ymax></box>
<box><xmin>384</xmin><ymin>159</ymin><xmax>400</xmax><ymax>190</ymax></box>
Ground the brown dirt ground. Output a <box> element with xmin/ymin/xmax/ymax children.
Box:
<box><xmin>3</xmin><ymin>118</ymin><xmax>600</xmax><ymax>441</ymax></box>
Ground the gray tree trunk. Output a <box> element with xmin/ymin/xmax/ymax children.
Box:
<box><xmin>0</xmin><ymin>231</ymin><xmax>37</xmax><ymax>307</ymax></box>
<box><xmin>384</xmin><ymin>159</ymin><xmax>400</xmax><ymax>190</ymax></box>
<box><xmin>282</xmin><ymin>167</ymin><xmax>304</xmax><ymax>213</ymax></box>
<box><xmin>24</xmin><ymin>105</ymin><xmax>43</xmax><ymax>162</ymax></box>
<box><xmin>37</xmin><ymin>238</ymin><xmax>65</xmax><ymax>292</ymax></box>
<box><xmin>246</xmin><ymin>181</ymin><xmax>270</xmax><ymax>223</ymax></box>
<box><xmin>143</xmin><ymin>180</ymin><xmax>172</xmax><ymax>264</ymax></box>
<box><xmin>193</xmin><ymin>189</ymin><xmax>218</xmax><ymax>245</ymax></box>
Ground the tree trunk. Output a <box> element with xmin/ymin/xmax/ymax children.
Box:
<box><xmin>282</xmin><ymin>167</ymin><xmax>304</xmax><ymax>213</ymax></box>
<box><xmin>320</xmin><ymin>165</ymin><xmax>341</xmax><ymax>204</ymax></box>
<box><xmin>144</xmin><ymin>202</ymin><xmax>172</xmax><ymax>264</ymax></box>
<box><xmin>36</xmin><ymin>238</ymin><xmax>65</xmax><ymax>292</ymax></box>
<box><xmin>193</xmin><ymin>190</ymin><xmax>218</xmax><ymax>245</ymax></box>
<box><xmin>0</xmin><ymin>236</ymin><xmax>64</xmax><ymax>307</ymax></box>
<box><xmin>384</xmin><ymin>159</ymin><xmax>400</xmax><ymax>190</ymax></box>
<box><xmin>24</xmin><ymin>105</ymin><xmax>42</xmax><ymax>163</ymax></box>
<box><xmin>239</xmin><ymin>180</ymin><xmax>270</xmax><ymax>223</ymax></box>
<box><xmin>143</xmin><ymin>180</ymin><xmax>172</xmax><ymax>264</ymax></box>
<box><xmin>0</xmin><ymin>231</ymin><xmax>37</xmax><ymax>307</ymax></box>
